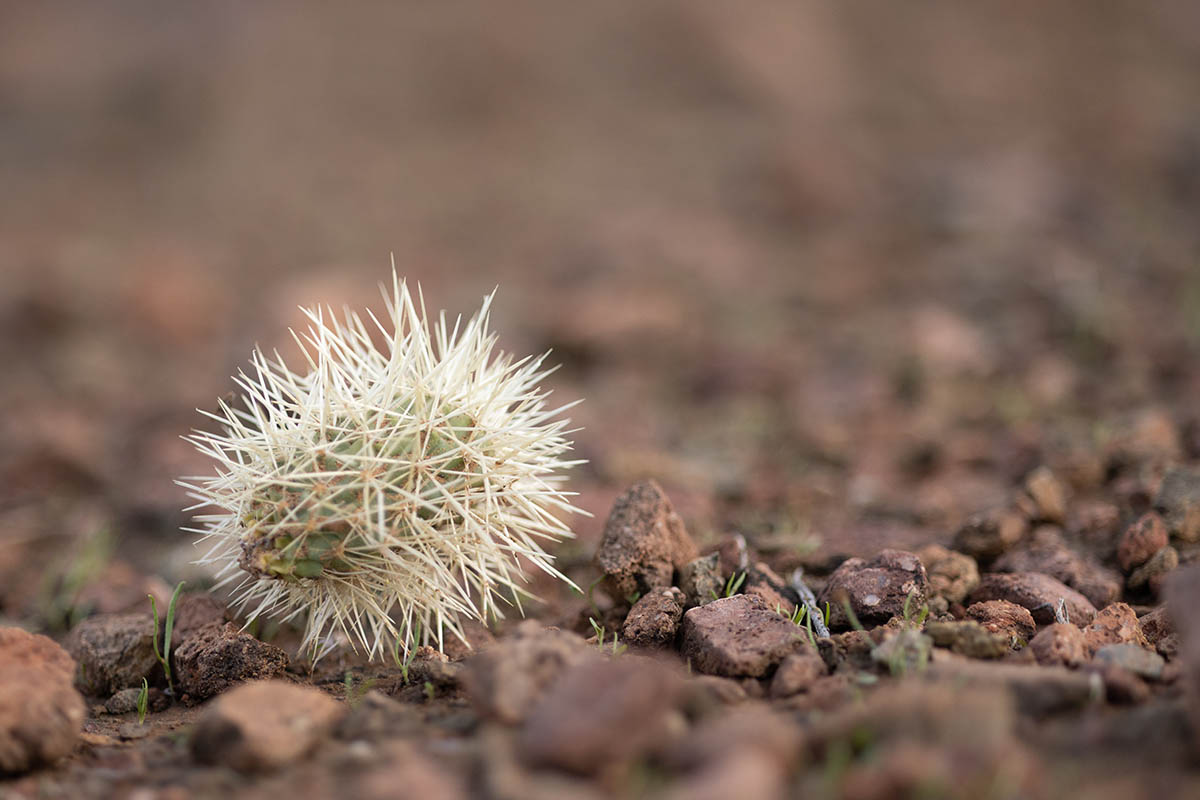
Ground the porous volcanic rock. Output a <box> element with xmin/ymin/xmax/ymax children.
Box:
<box><xmin>1029</xmin><ymin>623</ymin><xmax>1087</xmax><ymax>667</ymax></box>
<box><xmin>622</xmin><ymin>586</ymin><xmax>686</xmax><ymax>649</ymax></box>
<box><xmin>594</xmin><ymin>480</ymin><xmax>699</xmax><ymax>599</ymax></box>
<box><xmin>818</xmin><ymin>549</ymin><xmax>929</xmax><ymax>629</ymax></box>
<box><xmin>66</xmin><ymin>612</ymin><xmax>159</xmax><ymax>696</ymax></box>
<box><xmin>969</xmin><ymin>572</ymin><xmax>1096</xmax><ymax>625</ymax></box>
<box><xmin>965</xmin><ymin>600</ymin><xmax>1037</xmax><ymax>646</ymax></box>
<box><xmin>1082</xmin><ymin>603</ymin><xmax>1150</xmax><ymax>656</ymax></box>
<box><xmin>173</xmin><ymin>622</ymin><xmax>289</xmax><ymax>703</ymax></box>
<box><xmin>917</xmin><ymin>544</ymin><xmax>979</xmax><ymax>605</ymax></box>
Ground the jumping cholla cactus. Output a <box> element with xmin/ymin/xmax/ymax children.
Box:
<box><xmin>179</xmin><ymin>272</ymin><xmax>583</xmax><ymax>661</ymax></box>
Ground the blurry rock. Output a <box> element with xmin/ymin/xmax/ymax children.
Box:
<box><xmin>594</xmin><ymin>480</ymin><xmax>699</xmax><ymax>599</ymax></box>
<box><xmin>173</xmin><ymin>622</ymin><xmax>288</xmax><ymax>703</ymax></box>
<box><xmin>1017</xmin><ymin>466</ymin><xmax>1068</xmax><ymax>524</ymax></box>
<box><xmin>678</xmin><ymin>554</ymin><xmax>723</xmax><ymax>608</ymax></box>
<box><xmin>1067</xmin><ymin>499</ymin><xmax>1122</xmax><ymax>561</ymax></box>
<box><xmin>1154</xmin><ymin>466</ymin><xmax>1200</xmax><ymax>542</ymax></box>
<box><xmin>1093</xmin><ymin>644</ymin><xmax>1165</xmax><ymax>681</ymax></box>
<box><xmin>682</xmin><ymin>675</ymin><xmax>749</xmax><ymax>712</ymax></box>
<box><xmin>462</xmin><ymin>621</ymin><xmax>588</xmax><ymax>724</ymax></box>
<box><xmin>104</xmin><ymin>686</ymin><xmax>168</xmax><ymax>715</ymax></box>
<box><xmin>993</xmin><ymin>528</ymin><xmax>1121</xmax><ymax>609</ymax></box>
<box><xmin>769</xmin><ymin>650</ymin><xmax>828</xmax><ymax>698</ymax></box>
<box><xmin>190</xmin><ymin>680</ymin><xmax>345</xmax><ymax>772</ymax></box>
<box><xmin>1082</xmin><ymin>603</ymin><xmax>1150</xmax><ymax>656</ymax></box>
<box><xmin>352</xmin><ymin>739</ymin><xmax>468</xmax><ymax>800</ymax></box>
<box><xmin>0</xmin><ymin>628</ymin><xmax>86</xmax><ymax>773</ymax></box>
<box><xmin>663</xmin><ymin>706</ymin><xmax>800</xmax><ymax>800</ymax></box>
<box><xmin>170</xmin><ymin>593</ymin><xmax>231</xmax><ymax>642</ymax></box>
<box><xmin>1030</xmin><ymin>624</ymin><xmax>1087</xmax><ymax>667</ymax></box>
<box><xmin>621</xmin><ymin>587</ymin><xmax>685</xmax><ymax>649</ymax></box>
<box><xmin>818</xmin><ymin>629</ymin><xmax>877</xmax><ymax>673</ymax></box>
<box><xmin>336</xmin><ymin>691</ymin><xmax>421</xmax><ymax>741</ymax></box>
<box><xmin>917</xmin><ymin>544</ymin><xmax>979</xmax><ymax>605</ymax></box>
<box><xmin>818</xmin><ymin>549</ymin><xmax>929</xmax><ymax>629</ymax></box>
<box><xmin>1128</xmin><ymin>546</ymin><xmax>1178</xmax><ymax>596</ymax></box>
<box><xmin>1138</xmin><ymin>606</ymin><xmax>1174</xmax><ymax>648</ymax></box>
<box><xmin>1105</xmin><ymin>409</ymin><xmax>1181</xmax><ymax>471</ymax></box>
<box><xmin>66</xmin><ymin>613</ymin><xmax>159</xmax><ymax>696</ymax></box>
<box><xmin>969</xmin><ymin>572</ymin><xmax>1096</xmax><ymax>625</ymax></box>
<box><xmin>965</xmin><ymin>600</ymin><xmax>1036</xmax><ymax>646</ymax></box>
<box><xmin>680</xmin><ymin>594</ymin><xmax>807</xmax><ymax>678</ymax></box>
<box><xmin>925</xmin><ymin>652</ymin><xmax>1098</xmax><ymax>716</ymax></box>
<box><xmin>1091</xmin><ymin>664</ymin><xmax>1150</xmax><ymax>705</ymax></box>
<box><xmin>870</xmin><ymin>628</ymin><xmax>932</xmax><ymax>675</ymax></box>
<box><xmin>925</xmin><ymin>620</ymin><xmax>1008</xmax><ymax>659</ymax></box>
<box><xmin>1166</xmin><ymin>566</ymin><xmax>1200</xmax><ymax>753</ymax></box>
<box><xmin>518</xmin><ymin>657</ymin><xmax>682</xmax><ymax>775</ymax></box>
<box><xmin>952</xmin><ymin>509</ymin><xmax>1026</xmax><ymax>563</ymax></box>
<box><xmin>1117</xmin><ymin>512</ymin><xmax>1169</xmax><ymax>572</ymax></box>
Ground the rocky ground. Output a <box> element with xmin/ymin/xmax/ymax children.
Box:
<box><xmin>4</xmin><ymin>2</ymin><xmax>1200</xmax><ymax>798</ymax></box>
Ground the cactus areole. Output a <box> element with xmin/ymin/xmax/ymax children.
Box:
<box><xmin>179</xmin><ymin>271</ymin><xmax>583</xmax><ymax>660</ymax></box>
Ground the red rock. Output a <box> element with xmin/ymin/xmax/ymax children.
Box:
<box><xmin>969</xmin><ymin>572</ymin><xmax>1096</xmax><ymax>625</ymax></box>
<box><xmin>1082</xmin><ymin>603</ymin><xmax>1151</xmax><ymax>656</ymax></box>
<box><xmin>1138</xmin><ymin>606</ymin><xmax>1174</xmax><ymax>647</ymax></box>
<box><xmin>680</xmin><ymin>594</ymin><xmax>807</xmax><ymax>678</ymax></box>
<box><xmin>190</xmin><ymin>680</ymin><xmax>345</xmax><ymax>772</ymax></box>
<box><xmin>1029</xmin><ymin>624</ymin><xmax>1087</xmax><ymax>667</ymax></box>
<box><xmin>462</xmin><ymin>621</ymin><xmax>588</xmax><ymax>724</ymax></box>
<box><xmin>594</xmin><ymin>480</ymin><xmax>699</xmax><ymax>599</ymax></box>
<box><xmin>818</xmin><ymin>549</ymin><xmax>929</xmax><ymax>629</ymax></box>
<box><xmin>622</xmin><ymin>587</ymin><xmax>685</xmax><ymax>649</ymax></box>
<box><xmin>1117</xmin><ymin>512</ymin><xmax>1169</xmax><ymax>572</ymax></box>
<box><xmin>0</xmin><ymin>628</ymin><xmax>86</xmax><ymax>773</ymax></box>
<box><xmin>518</xmin><ymin>657</ymin><xmax>682</xmax><ymax>775</ymax></box>
<box><xmin>993</xmin><ymin>528</ymin><xmax>1121</xmax><ymax>609</ymax></box>
<box><xmin>769</xmin><ymin>650</ymin><xmax>827</xmax><ymax>698</ymax></box>
<box><xmin>965</xmin><ymin>600</ymin><xmax>1037</xmax><ymax>646</ymax></box>
<box><xmin>173</xmin><ymin>622</ymin><xmax>289</xmax><ymax>703</ymax></box>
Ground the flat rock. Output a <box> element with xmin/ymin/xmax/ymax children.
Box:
<box><xmin>969</xmin><ymin>572</ymin><xmax>1096</xmax><ymax>625</ymax></box>
<box><xmin>680</xmin><ymin>594</ymin><xmax>807</xmax><ymax>678</ymax></box>
<box><xmin>594</xmin><ymin>480</ymin><xmax>699</xmax><ymax>599</ymax></box>
<box><xmin>818</xmin><ymin>549</ymin><xmax>929</xmax><ymax>629</ymax></box>
<box><xmin>66</xmin><ymin>612</ymin><xmax>159</xmax><ymax>696</ymax></box>
<box><xmin>462</xmin><ymin>621</ymin><xmax>589</xmax><ymax>724</ymax></box>
<box><xmin>769</xmin><ymin>650</ymin><xmax>828</xmax><ymax>698</ymax></box>
<box><xmin>622</xmin><ymin>587</ymin><xmax>685</xmax><ymax>649</ymax></box>
<box><xmin>1082</xmin><ymin>602</ymin><xmax>1150</xmax><ymax>656</ymax></box>
<box><xmin>993</xmin><ymin>531</ymin><xmax>1121</xmax><ymax>609</ymax></box>
<box><xmin>173</xmin><ymin>622</ymin><xmax>288</xmax><ymax>703</ymax></box>
<box><xmin>1154</xmin><ymin>465</ymin><xmax>1200</xmax><ymax>542</ymax></box>
<box><xmin>1093</xmin><ymin>644</ymin><xmax>1165</xmax><ymax>680</ymax></box>
<box><xmin>1117</xmin><ymin>512</ymin><xmax>1169</xmax><ymax>572</ymax></box>
<box><xmin>1030</xmin><ymin>623</ymin><xmax>1087</xmax><ymax>667</ymax></box>
<box><xmin>965</xmin><ymin>600</ymin><xmax>1036</xmax><ymax>646</ymax></box>
<box><xmin>0</xmin><ymin>628</ymin><xmax>86</xmax><ymax>774</ymax></box>
<box><xmin>190</xmin><ymin>680</ymin><xmax>345</xmax><ymax>772</ymax></box>
<box><xmin>518</xmin><ymin>656</ymin><xmax>682</xmax><ymax>774</ymax></box>
<box><xmin>917</xmin><ymin>544</ymin><xmax>979</xmax><ymax>605</ymax></box>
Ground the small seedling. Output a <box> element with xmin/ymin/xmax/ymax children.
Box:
<box><xmin>344</xmin><ymin>671</ymin><xmax>375</xmax><ymax>708</ymax></box>
<box><xmin>901</xmin><ymin>590</ymin><xmax>930</xmax><ymax>628</ymax></box>
<box><xmin>423</xmin><ymin>681</ymin><xmax>435</xmax><ymax>702</ymax></box>
<box><xmin>588</xmin><ymin>616</ymin><xmax>628</xmax><ymax>656</ymax></box>
<box><xmin>391</xmin><ymin>618</ymin><xmax>422</xmax><ymax>683</ymax></box>
<box><xmin>710</xmin><ymin>571</ymin><xmax>747</xmax><ymax>601</ymax></box>
<box><xmin>136</xmin><ymin>678</ymin><xmax>149</xmax><ymax>724</ymax></box>
<box><xmin>149</xmin><ymin>580</ymin><xmax>186</xmax><ymax>695</ymax></box>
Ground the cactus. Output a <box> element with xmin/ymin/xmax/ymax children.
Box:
<box><xmin>179</xmin><ymin>272</ymin><xmax>584</xmax><ymax>661</ymax></box>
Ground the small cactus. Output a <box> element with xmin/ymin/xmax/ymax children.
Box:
<box><xmin>179</xmin><ymin>272</ymin><xmax>584</xmax><ymax>660</ymax></box>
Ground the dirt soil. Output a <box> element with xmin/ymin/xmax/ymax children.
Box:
<box><xmin>3</xmin><ymin>3</ymin><xmax>1200</xmax><ymax>799</ymax></box>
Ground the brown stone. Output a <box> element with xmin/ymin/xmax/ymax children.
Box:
<box><xmin>769</xmin><ymin>650</ymin><xmax>828</xmax><ymax>698</ymax></box>
<box><xmin>924</xmin><ymin>620</ymin><xmax>1008</xmax><ymax>659</ymax></box>
<box><xmin>818</xmin><ymin>549</ymin><xmax>929</xmax><ymax>629</ymax></box>
<box><xmin>969</xmin><ymin>572</ymin><xmax>1096</xmax><ymax>625</ymax></box>
<box><xmin>1128</xmin><ymin>546</ymin><xmax>1179</xmax><ymax>596</ymax></box>
<box><xmin>917</xmin><ymin>544</ymin><xmax>979</xmax><ymax>605</ymax></box>
<box><xmin>1154</xmin><ymin>466</ymin><xmax>1200</xmax><ymax>542</ymax></box>
<box><xmin>173</xmin><ymin>622</ymin><xmax>289</xmax><ymax>703</ymax></box>
<box><xmin>1030</xmin><ymin>623</ymin><xmax>1087</xmax><ymax>667</ymax></box>
<box><xmin>170</xmin><ymin>593</ymin><xmax>231</xmax><ymax>642</ymax></box>
<box><xmin>1165</xmin><ymin>567</ymin><xmax>1200</xmax><ymax>753</ymax></box>
<box><xmin>190</xmin><ymin>680</ymin><xmax>345</xmax><ymax>772</ymax></box>
<box><xmin>1021</xmin><ymin>466</ymin><xmax>1068</xmax><ymax>524</ymax></box>
<box><xmin>952</xmin><ymin>508</ymin><xmax>1026</xmax><ymax>563</ymax></box>
<box><xmin>965</xmin><ymin>600</ymin><xmax>1036</xmax><ymax>646</ymax></box>
<box><xmin>66</xmin><ymin>612</ymin><xmax>160</xmax><ymax>696</ymax></box>
<box><xmin>1138</xmin><ymin>606</ymin><xmax>1174</xmax><ymax>647</ymax></box>
<box><xmin>462</xmin><ymin>621</ymin><xmax>588</xmax><ymax>724</ymax></box>
<box><xmin>1082</xmin><ymin>603</ymin><xmax>1151</xmax><ymax>656</ymax></box>
<box><xmin>680</xmin><ymin>594</ymin><xmax>807</xmax><ymax>678</ymax></box>
<box><xmin>0</xmin><ymin>628</ymin><xmax>86</xmax><ymax>774</ymax></box>
<box><xmin>594</xmin><ymin>480</ymin><xmax>699</xmax><ymax>599</ymax></box>
<box><xmin>678</xmin><ymin>554</ymin><xmax>723</xmax><ymax>608</ymax></box>
<box><xmin>1117</xmin><ymin>512</ymin><xmax>1169</xmax><ymax>572</ymax></box>
<box><xmin>621</xmin><ymin>587</ymin><xmax>685</xmax><ymax>649</ymax></box>
<box><xmin>518</xmin><ymin>657</ymin><xmax>682</xmax><ymax>775</ymax></box>
<box><xmin>993</xmin><ymin>528</ymin><xmax>1121</xmax><ymax>609</ymax></box>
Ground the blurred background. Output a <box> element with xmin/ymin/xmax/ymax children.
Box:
<box><xmin>3</xmin><ymin>1</ymin><xmax>1200</xmax><ymax>627</ymax></box>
